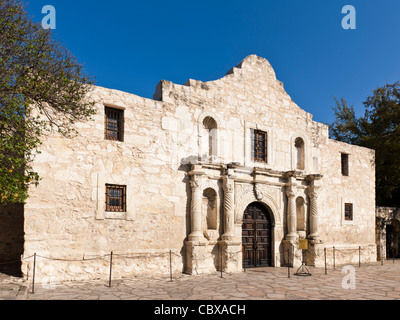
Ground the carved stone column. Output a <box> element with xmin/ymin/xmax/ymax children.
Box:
<box><xmin>308</xmin><ymin>187</ymin><xmax>319</xmax><ymax>240</ymax></box>
<box><xmin>306</xmin><ymin>175</ymin><xmax>322</xmax><ymax>241</ymax></box>
<box><xmin>188</xmin><ymin>175</ymin><xmax>204</xmax><ymax>241</ymax></box>
<box><xmin>222</xmin><ymin>175</ymin><xmax>235</xmax><ymax>241</ymax></box>
<box><xmin>285</xmin><ymin>181</ymin><xmax>297</xmax><ymax>241</ymax></box>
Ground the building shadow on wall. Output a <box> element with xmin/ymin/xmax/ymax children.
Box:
<box><xmin>0</xmin><ymin>204</ymin><xmax>24</xmax><ymax>277</ymax></box>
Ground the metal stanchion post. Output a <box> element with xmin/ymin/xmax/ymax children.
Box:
<box><xmin>359</xmin><ymin>246</ymin><xmax>361</xmax><ymax>268</ymax></box>
<box><xmin>32</xmin><ymin>253</ymin><xmax>36</xmax><ymax>294</ymax></box>
<box><xmin>324</xmin><ymin>248</ymin><xmax>327</xmax><ymax>275</ymax></box>
<box><xmin>220</xmin><ymin>246</ymin><xmax>223</xmax><ymax>278</ymax></box>
<box><xmin>108</xmin><ymin>251</ymin><xmax>113</xmax><ymax>288</ymax></box>
<box><xmin>244</xmin><ymin>250</ymin><xmax>246</xmax><ymax>273</ymax></box>
<box><xmin>333</xmin><ymin>246</ymin><xmax>336</xmax><ymax>270</ymax></box>
<box><xmin>169</xmin><ymin>250</ymin><xmax>173</xmax><ymax>282</ymax></box>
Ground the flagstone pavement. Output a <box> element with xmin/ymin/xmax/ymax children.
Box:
<box><xmin>1</xmin><ymin>261</ymin><xmax>400</xmax><ymax>300</ymax></box>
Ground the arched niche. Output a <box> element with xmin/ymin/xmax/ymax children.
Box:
<box><xmin>203</xmin><ymin>117</ymin><xmax>218</xmax><ymax>158</ymax></box>
<box><xmin>290</xmin><ymin>134</ymin><xmax>309</xmax><ymax>171</ymax></box>
<box><xmin>296</xmin><ymin>196</ymin><xmax>306</xmax><ymax>233</ymax></box>
<box><xmin>202</xmin><ymin>188</ymin><xmax>218</xmax><ymax>230</ymax></box>
<box><xmin>294</xmin><ymin>138</ymin><xmax>305</xmax><ymax>170</ymax></box>
<box><xmin>197</xmin><ymin>112</ymin><xmax>222</xmax><ymax>162</ymax></box>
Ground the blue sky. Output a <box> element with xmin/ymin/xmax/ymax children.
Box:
<box><xmin>25</xmin><ymin>1</ymin><xmax>400</xmax><ymax>124</ymax></box>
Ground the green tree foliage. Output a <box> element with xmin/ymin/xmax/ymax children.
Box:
<box><xmin>330</xmin><ymin>82</ymin><xmax>400</xmax><ymax>207</ymax></box>
<box><xmin>0</xmin><ymin>0</ymin><xmax>96</xmax><ymax>205</ymax></box>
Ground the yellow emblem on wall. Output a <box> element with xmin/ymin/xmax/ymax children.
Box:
<box><xmin>298</xmin><ymin>239</ymin><xmax>308</xmax><ymax>250</ymax></box>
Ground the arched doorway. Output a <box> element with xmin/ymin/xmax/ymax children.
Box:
<box><xmin>242</xmin><ymin>202</ymin><xmax>273</xmax><ymax>268</ymax></box>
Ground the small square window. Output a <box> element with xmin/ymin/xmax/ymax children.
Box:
<box><xmin>253</xmin><ymin>130</ymin><xmax>268</xmax><ymax>163</ymax></box>
<box><xmin>105</xmin><ymin>184</ymin><xmax>126</xmax><ymax>212</ymax></box>
<box><xmin>341</xmin><ymin>153</ymin><xmax>349</xmax><ymax>176</ymax></box>
<box><xmin>105</xmin><ymin>107</ymin><xmax>124</xmax><ymax>141</ymax></box>
<box><xmin>344</xmin><ymin>203</ymin><xmax>353</xmax><ymax>221</ymax></box>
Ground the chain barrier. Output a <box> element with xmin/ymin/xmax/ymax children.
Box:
<box><xmin>0</xmin><ymin>244</ymin><xmax>395</xmax><ymax>294</ymax></box>
<box><xmin>321</xmin><ymin>245</ymin><xmax>388</xmax><ymax>272</ymax></box>
<box><xmin>0</xmin><ymin>250</ymin><xmax>182</xmax><ymax>293</ymax></box>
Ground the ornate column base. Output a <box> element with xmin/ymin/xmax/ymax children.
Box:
<box><xmin>185</xmin><ymin>239</ymin><xmax>243</xmax><ymax>275</ymax></box>
<box><xmin>221</xmin><ymin>233</ymin><xmax>235</xmax><ymax>241</ymax></box>
<box><xmin>218</xmin><ymin>240</ymin><xmax>242</xmax><ymax>273</ymax></box>
<box><xmin>184</xmin><ymin>240</ymin><xmax>212</xmax><ymax>275</ymax></box>
<box><xmin>285</xmin><ymin>233</ymin><xmax>298</xmax><ymax>242</ymax></box>
<box><xmin>308</xmin><ymin>233</ymin><xmax>320</xmax><ymax>241</ymax></box>
<box><xmin>306</xmin><ymin>239</ymin><xmax>324</xmax><ymax>267</ymax></box>
<box><xmin>282</xmin><ymin>240</ymin><xmax>297</xmax><ymax>267</ymax></box>
<box><xmin>187</xmin><ymin>231</ymin><xmax>204</xmax><ymax>242</ymax></box>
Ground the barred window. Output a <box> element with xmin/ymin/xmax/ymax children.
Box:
<box><xmin>344</xmin><ymin>203</ymin><xmax>353</xmax><ymax>221</ymax></box>
<box><xmin>105</xmin><ymin>107</ymin><xmax>124</xmax><ymax>141</ymax></box>
<box><xmin>105</xmin><ymin>184</ymin><xmax>126</xmax><ymax>212</ymax></box>
<box><xmin>253</xmin><ymin>130</ymin><xmax>268</xmax><ymax>163</ymax></box>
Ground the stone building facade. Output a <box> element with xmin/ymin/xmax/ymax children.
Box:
<box><xmin>2</xmin><ymin>55</ymin><xmax>377</xmax><ymax>282</ymax></box>
<box><xmin>376</xmin><ymin>207</ymin><xmax>400</xmax><ymax>260</ymax></box>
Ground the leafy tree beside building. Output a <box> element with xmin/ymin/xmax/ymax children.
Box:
<box><xmin>330</xmin><ymin>82</ymin><xmax>400</xmax><ymax>207</ymax></box>
<box><xmin>0</xmin><ymin>0</ymin><xmax>96</xmax><ymax>205</ymax></box>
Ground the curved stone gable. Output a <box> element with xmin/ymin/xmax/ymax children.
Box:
<box><xmin>154</xmin><ymin>55</ymin><xmax>311</xmax><ymax>124</ymax></box>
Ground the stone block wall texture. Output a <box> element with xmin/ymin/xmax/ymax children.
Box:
<box><xmin>17</xmin><ymin>55</ymin><xmax>376</xmax><ymax>282</ymax></box>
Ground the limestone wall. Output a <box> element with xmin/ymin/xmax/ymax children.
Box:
<box><xmin>317</xmin><ymin>139</ymin><xmax>376</xmax><ymax>265</ymax></box>
<box><xmin>21</xmin><ymin>55</ymin><xmax>376</xmax><ymax>281</ymax></box>
<box><xmin>22</xmin><ymin>86</ymin><xmax>188</xmax><ymax>282</ymax></box>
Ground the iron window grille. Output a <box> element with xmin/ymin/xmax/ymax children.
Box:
<box><xmin>344</xmin><ymin>203</ymin><xmax>353</xmax><ymax>221</ymax></box>
<box><xmin>105</xmin><ymin>184</ymin><xmax>126</xmax><ymax>212</ymax></box>
<box><xmin>105</xmin><ymin>107</ymin><xmax>124</xmax><ymax>141</ymax></box>
<box><xmin>253</xmin><ymin>130</ymin><xmax>268</xmax><ymax>163</ymax></box>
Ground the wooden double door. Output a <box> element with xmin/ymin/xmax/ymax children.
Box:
<box><xmin>242</xmin><ymin>202</ymin><xmax>272</xmax><ymax>268</ymax></box>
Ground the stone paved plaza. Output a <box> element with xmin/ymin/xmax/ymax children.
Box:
<box><xmin>1</xmin><ymin>261</ymin><xmax>400</xmax><ymax>300</ymax></box>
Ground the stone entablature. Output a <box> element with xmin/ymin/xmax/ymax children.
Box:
<box><xmin>14</xmin><ymin>55</ymin><xmax>377</xmax><ymax>282</ymax></box>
